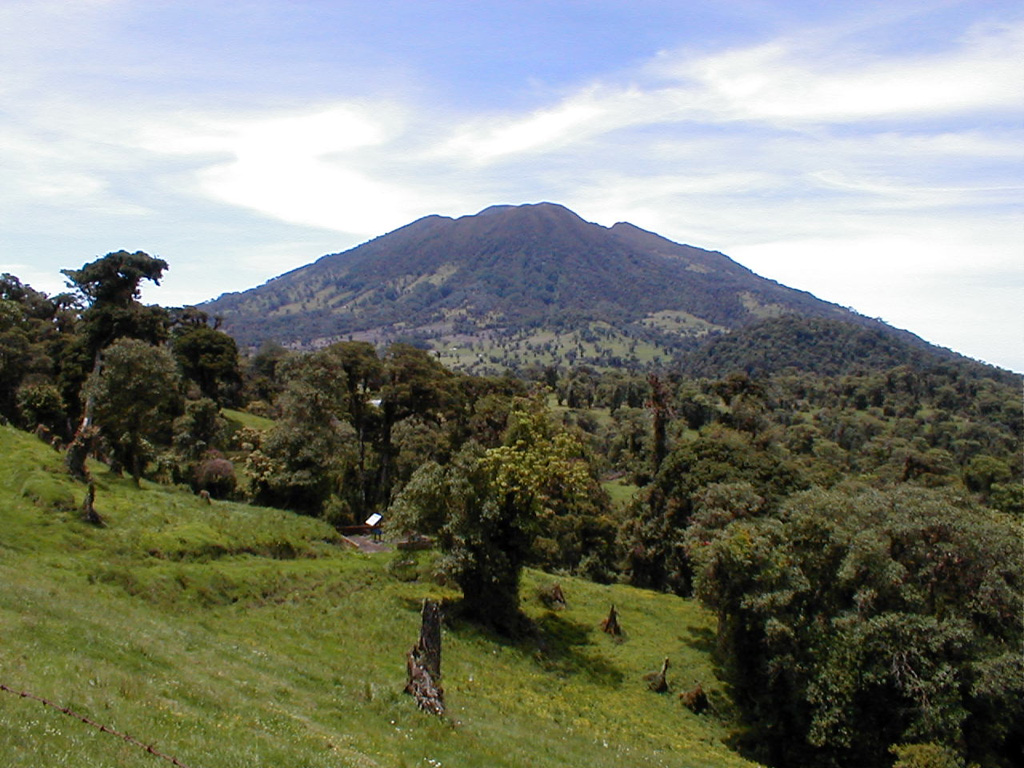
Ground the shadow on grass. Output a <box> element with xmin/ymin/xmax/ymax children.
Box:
<box><xmin>530</xmin><ymin>611</ymin><xmax>624</xmax><ymax>686</ymax></box>
<box><xmin>680</xmin><ymin>624</ymin><xmax>717</xmax><ymax>655</ymax></box>
<box><xmin>396</xmin><ymin>597</ymin><xmax>624</xmax><ymax>685</ymax></box>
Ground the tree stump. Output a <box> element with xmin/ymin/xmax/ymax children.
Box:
<box><xmin>600</xmin><ymin>604</ymin><xmax>622</xmax><ymax>636</ymax></box>
<box><xmin>405</xmin><ymin>599</ymin><xmax>445</xmax><ymax>716</ymax></box>
<box><xmin>680</xmin><ymin>683</ymin><xmax>709</xmax><ymax>714</ymax></box>
<box><xmin>645</xmin><ymin>657</ymin><xmax>670</xmax><ymax>693</ymax></box>
<box><xmin>81</xmin><ymin>482</ymin><xmax>103</xmax><ymax>526</ymax></box>
<box><xmin>540</xmin><ymin>582</ymin><xmax>567</xmax><ymax>610</ymax></box>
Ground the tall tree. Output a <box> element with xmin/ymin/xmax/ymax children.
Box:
<box><xmin>62</xmin><ymin>250</ymin><xmax>170</xmax><ymax>361</ymax></box>
<box><xmin>247</xmin><ymin>344</ymin><xmax>359</xmax><ymax>517</ymax></box>
<box><xmin>376</xmin><ymin>344</ymin><xmax>459</xmax><ymax>507</ymax></box>
<box><xmin>391</xmin><ymin>401</ymin><xmax>605</xmax><ymax>632</ymax></box>
<box><xmin>62</xmin><ymin>251</ymin><xmax>170</xmax><ymax>478</ymax></box>
<box><xmin>85</xmin><ymin>338</ymin><xmax>182</xmax><ymax>486</ymax></box>
<box><xmin>171</xmin><ymin>323</ymin><xmax>242</xmax><ymax>405</ymax></box>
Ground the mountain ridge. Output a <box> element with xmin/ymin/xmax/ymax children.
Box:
<box><xmin>203</xmin><ymin>202</ymin><xmax>967</xmax><ymax>374</ymax></box>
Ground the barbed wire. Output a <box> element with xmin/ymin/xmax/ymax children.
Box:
<box><xmin>0</xmin><ymin>683</ymin><xmax>195</xmax><ymax>768</ymax></box>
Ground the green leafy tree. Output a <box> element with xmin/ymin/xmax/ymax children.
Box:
<box><xmin>622</xmin><ymin>424</ymin><xmax>805</xmax><ymax>594</ymax></box>
<box><xmin>15</xmin><ymin>382</ymin><xmax>66</xmax><ymax>434</ymax></box>
<box><xmin>243</xmin><ymin>339</ymin><xmax>293</xmax><ymax>408</ymax></box>
<box><xmin>687</xmin><ymin>485</ymin><xmax>1023</xmax><ymax>767</ymax></box>
<box><xmin>61</xmin><ymin>250</ymin><xmax>170</xmax><ymax>362</ymax></box>
<box><xmin>171</xmin><ymin>323</ymin><xmax>242</xmax><ymax>406</ymax></box>
<box><xmin>248</xmin><ymin>344</ymin><xmax>359</xmax><ymax>518</ymax></box>
<box><xmin>85</xmin><ymin>338</ymin><xmax>183</xmax><ymax>485</ymax></box>
<box><xmin>0</xmin><ymin>277</ymin><xmax>70</xmax><ymax>429</ymax></box>
<box><xmin>391</xmin><ymin>401</ymin><xmax>607</xmax><ymax>631</ymax></box>
<box><xmin>376</xmin><ymin>344</ymin><xmax>460</xmax><ymax>507</ymax></box>
<box><xmin>334</xmin><ymin>341</ymin><xmax>385</xmax><ymax>514</ymax></box>
<box><xmin>62</xmin><ymin>252</ymin><xmax>171</xmax><ymax>478</ymax></box>
<box><xmin>166</xmin><ymin>397</ymin><xmax>229</xmax><ymax>487</ymax></box>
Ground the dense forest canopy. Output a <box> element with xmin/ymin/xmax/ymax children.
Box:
<box><xmin>1</xmin><ymin>253</ymin><xmax>1020</xmax><ymax>768</ymax></box>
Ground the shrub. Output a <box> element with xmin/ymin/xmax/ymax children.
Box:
<box><xmin>194</xmin><ymin>452</ymin><xmax>237</xmax><ymax>499</ymax></box>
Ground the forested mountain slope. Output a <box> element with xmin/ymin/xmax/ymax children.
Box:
<box><xmin>204</xmin><ymin>203</ymin><xmax>942</xmax><ymax>372</ymax></box>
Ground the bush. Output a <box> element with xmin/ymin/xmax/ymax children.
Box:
<box><xmin>194</xmin><ymin>452</ymin><xmax>237</xmax><ymax>499</ymax></box>
<box><xmin>890</xmin><ymin>743</ymin><xmax>964</xmax><ymax>768</ymax></box>
<box><xmin>16</xmin><ymin>382</ymin><xmax>66</xmax><ymax>434</ymax></box>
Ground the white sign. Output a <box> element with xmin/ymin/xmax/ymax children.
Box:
<box><xmin>365</xmin><ymin>513</ymin><xmax>382</xmax><ymax>527</ymax></box>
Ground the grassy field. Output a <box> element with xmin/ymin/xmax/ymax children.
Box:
<box><xmin>0</xmin><ymin>424</ymin><xmax>760</xmax><ymax>767</ymax></box>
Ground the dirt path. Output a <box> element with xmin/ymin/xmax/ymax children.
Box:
<box><xmin>343</xmin><ymin>534</ymin><xmax>391</xmax><ymax>553</ymax></box>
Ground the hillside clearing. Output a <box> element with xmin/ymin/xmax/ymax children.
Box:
<box><xmin>0</xmin><ymin>425</ymin><xmax>758</xmax><ymax>768</ymax></box>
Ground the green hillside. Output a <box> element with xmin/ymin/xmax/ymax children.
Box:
<box><xmin>0</xmin><ymin>424</ymin><xmax>758</xmax><ymax>768</ymax></box>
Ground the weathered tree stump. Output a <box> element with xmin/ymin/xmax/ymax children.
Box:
<box><xmin>81</xmin><ymin>482</ymin><xmax>103</xmax><ymax>526</ymax></box>
<box><xmin>680</xmin><ymin>683</ymin><xmax>709</xmax><ymax>714</ymax></box>
<box><xmin>600</xmin><ymin>604</ymin><xmax>622</xmax><ymax>636</ymax></box>
<box><xmin>540</xmin><ymin>582</ymin><xmax>567</xmax><ymax>610</ymax></box>
<box><xmin>645</xmin><ymin>657</ymin><xmax>670</xmax><ymax>693</ymax></box>
<box><xmin>405</xmin><ymin>599</ymin><xmax>445</xmax><ymax>716</ymax></box>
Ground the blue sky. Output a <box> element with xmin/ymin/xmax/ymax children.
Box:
<box><xmin>2</xmin><ymin>0</ymin><xmax>1021</xmax><ymax>371</ymax></box>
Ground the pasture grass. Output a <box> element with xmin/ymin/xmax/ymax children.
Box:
<box><xmin>0</xmin><ymin>424</ymin><xmax>759</xmax><ymax>767</ymax></box>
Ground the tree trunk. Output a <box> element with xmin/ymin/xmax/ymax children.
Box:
<box><xmin>405</xmin><ymin>599</ymin><xmax>444</xmax><ymax>716</ymax></box>
<box><xmin>647</xmin><ymin>657</ymin><xmax>670</xmax><ymax>693</ymax></box>
<box><xmin>66</xmin><ymin>425</ymin><xmax>97</xmax><ymax>482</ymax></box>
<box><xmin>66</xmin><ymin>351</ymin><xmax>102</xmax><ymax>482</ymax></box>
<box><xmin>601</xmin><ymin>604</ymin><xmax>622</xmax><ymax>637</ymax></box>
<box><xmin>648</xmin><ymin>374</ymin><xmax>671</xmax><ymax>474</ymax></box>
<box><xmin>81</xmin><ymin>482</ymin><xmax>103</xmax><ymax>526</ymax></box>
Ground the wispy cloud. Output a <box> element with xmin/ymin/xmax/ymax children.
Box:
<box><xmin>1</xmin><ymin>1</ymin><xmax>1020</xmax><ymax>369</ymax></box>
<box><xmin>660</xmin><ymin>21</ymin><xmax>1024</xmax><ymax>124</ymax></box>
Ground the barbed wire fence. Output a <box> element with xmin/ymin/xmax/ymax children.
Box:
<box><xmin>0</xmin><ymin>683</ymin><xmax>195</xmax><ymax>768</ymax></box>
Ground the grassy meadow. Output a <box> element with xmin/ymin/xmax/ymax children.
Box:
<box><xmin>0</xmin><ymin>424</ymin><xmax>759</xmax><ymax>767</ymax></box>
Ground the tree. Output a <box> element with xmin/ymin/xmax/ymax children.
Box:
<box><xmin>686</xmin><ymin>485</ymin><xmax>1023</xmax><ymax>767</ymax></box>
<box><xmin>0</xmin><ymin>277</ymin><xmax>70</xmax><ymax>429</ymax></box>
<box><xmin>62</xmin><ymin>250</ymin><xmax>170</xmax><ymax>361</ymax></box>
<box><xmin>334</xmin><ymin>341</ymin><xmax>385</xmax><ymax>514</ymax></box>
<box><xmin>171</xmin><ymin>323</ymin><xmax>241</xmax><ymax>406</ymax></box>
<box><xmin>247</xmin><ymin>344</ymin><xmax>360</xmax><ymax>518</ymax></box>
<box><xmin>622</xmin><ymin>425</ymin><xmax>804</xmax><ymax>595</ymax></box>
<box><xmin>62</xmin><ymin>252</ymin><xmax>171</xmax><ymax>478</ymax></box>
<box><xmin>85</xmin><ymin>338</ymin><xmax>182</xmax><ymax>485</ymax></box>
<box><xmin>376</xmin><ymin>344</ymin><xmax>459</xmax><ymax>507</ymax></box>
<box><xmin>390</xmin><ymin>401</ymin><xmax>607</xmax><ymax>632</ymax></box>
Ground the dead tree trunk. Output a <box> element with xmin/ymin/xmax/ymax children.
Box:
<box><xmin>646</xmin><ymin>657</ymin><xmax>670</xmax><ymax>693</ymax></box>
<box><xmin>680</xmin><ymin>683</ymin><xmax>709</xmax><ymax>713</ymax></box>
<box><xmin>81</xmin><ymin>482</ymin><xmax>103</xmax><ymax>526</ymax></box>
<box><xmin>66</xmin><ymin>351</ymin><xmax>102</xmax><ymax>482</ymax></box>
<box><xmin>600</xmin><ymin>604</ymin><xmax>622</xmax><ymax>637</ymax></box>
<box><xmin>405</xmin><ymin>599</ymin><xmax>444</xmax><ymax>716</ymax></box>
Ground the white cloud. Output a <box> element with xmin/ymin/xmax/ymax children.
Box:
<box><xmin>654</xmin><ymin>20</ymin><xmax>1024</xmax><ymax>125</ymax></box>
<box><xmin>140</xmin><ymin>104</ymin><xmax>462</xmax><ymax>236</ymax></box>
<box><xmin>1</xmin><ymin>1</ymin><xmax>1020</xmax><ymax>369</ymax></box>
<box><xmin>440</xmin><ymin>97</ymin><xmax>612</xmax><ymax>163</ymax></box>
